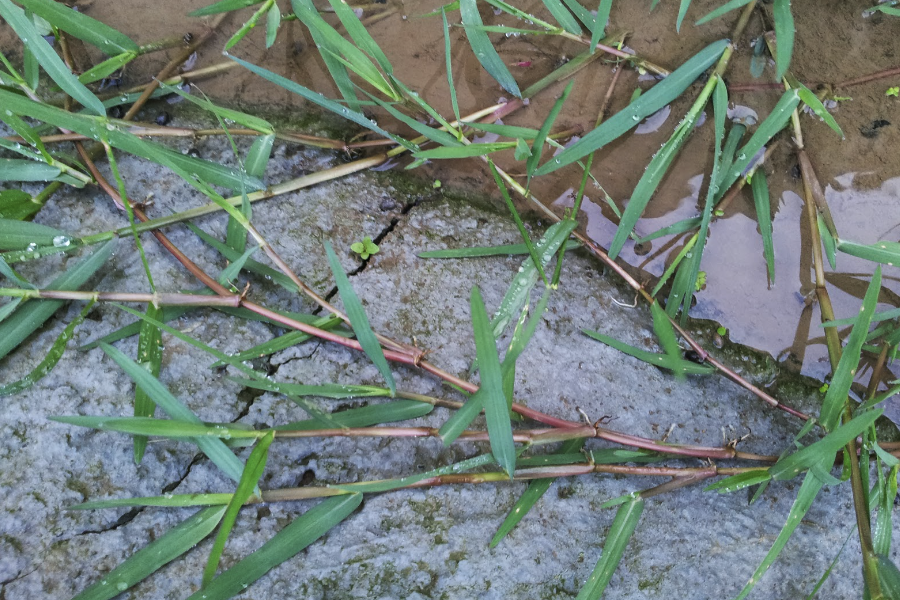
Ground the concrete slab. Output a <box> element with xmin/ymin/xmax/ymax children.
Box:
<box><xmin>0</xmin><ymin>109</ymin><xmax>889</xmax><ymax>600</ymax></box>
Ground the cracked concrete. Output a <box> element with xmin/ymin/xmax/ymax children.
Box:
<box><xmin>0</xmin><ymin>106</ymin><xmax>896</xmax><ymax>600</ymax></box>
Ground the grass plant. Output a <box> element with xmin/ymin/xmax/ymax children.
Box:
<box><xmin>1</xmin><ymin>0</ymin><xmax>900</xmax><ymax>598</ymax></box>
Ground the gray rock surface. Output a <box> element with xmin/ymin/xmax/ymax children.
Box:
<box><xmin>0</xmin><ymin>111</ymin><xmax>892</xmax><ymax>600</ymax></box>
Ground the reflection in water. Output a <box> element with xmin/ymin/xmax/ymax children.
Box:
<box><xmin>575</xmin><ymin>172</ymin><xmax>900</xmax><ymax>402</ymax></box>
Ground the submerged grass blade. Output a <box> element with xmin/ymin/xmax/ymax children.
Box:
<box><xmin>819</xmin><ymin>266</ymin><xmax>881</xmax><ymax>431</ymax></box>
<box><xmin>590</xmin><ymin>0</ymin><xmax>612</xmax><ymax>50</ymax></box>
<box><xmin>186</xmin><ymin>494</ymin><xmax>362</xmax><ymax>600</ymax></box>
<box><xmin>460</xmin><ymin>0</ymin><xmax>521</xmax><ymax>97</ymax></box>
<box><xmin>676</xmin><ymin>0</ymin><xmax>692</xmax><ymax>31</ymax></box>
<box><xmin>71</xmin><ymin>506</ymin><xmax>227</xmax><ymax>600</ymax></box>
<box><xmin>0</xmin><ymin>239</ymin><xmax>115</xmax><ymax>362</ymax></box>
<box><xmin>536</xmin><ymin>39</ymin><xmax>728</xmax><ymax>175</ymax></box>
<box><xmin>750</xmin><ymin>170</ymin><xmax>776</xmax><ymax>284</ymax></box>
<box><xmin>0</xmin><ymin>299</ymin><xmax>93</xmax><ymax>396</ymax></box>
<box><xmin>324</xmin><ymin>241</ymin><xmax>395</xmax><ymax>395</ymax></box>
<box><xmin>575</xmin><ymin>497</ymin><xmax>644</xmax><ymax>600</ymax></box>
<box><xmin>471</xmin><ymin>286</ymin><xmax>516</xmax><ymax>479</ymax></box>
<box><xmin>203</xmin><ymin>430</ymin><xmax>275</xmax><ymax>586</ymax></box>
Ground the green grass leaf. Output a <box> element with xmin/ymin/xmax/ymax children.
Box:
<box><xmin>277</xmin><ymin>399</ymin><xmax>433</xmax><ymax>430</ymax></box>
<box><xmin>528</xmin><ymin>80</ymin><xmax>573</xmax><ymax>184</ymax></box>
<box><xmin>635</xmin><ymin>216</ymin><xmax>702</xmax><ymax>245</ymax></box>
<box><xmin>582</xmin><ymin>328</ymin><xmax>715</xmax><ymax>375</ymax></box>
<box><xmin>695</xmin><ymin>0</ymin><xmax>753</xmax><ymax>25</ymax></box>
<box><xmin>413</xmin><ymin>142</ymin><xmax>515</xmax><ymax>160</ymax></box>
<box><xmin>590</xmin><ymin>0</ymin><xmax>612</xmax><ymax>50</ymax></box>
<box><xmin>0</xmin><ymin>158</ymin><xmax>61</xmax><ymax>182</ymax></box>
<box><xmin>733</xmin><ymin>470</ymin><xmax>826</xmax><ymax>600</ymax></box>
<box><xmin>0</xmin><ymin>239</ymin><xmax>114</xmax><ymax>362</ymax></box>
<box><xmin>327</xmin><ymin>0</ymin><xmax>393</xmax><ymax>74</ymax></box>
<box><xmin>751</xmin><ymin>170</ymin><xmax>776</xmax><ymax>284</ymax></box>
<box><xmin>245</xmin><ymin>133</ymin><xmax>275</xmax><ymax>179</ymax></box>
<box><xmin>71</xmin><ymin>493</ymin><xmax>236</xmax><ymax>510</ymax></box>
<box><xmin>210</xmin><ymin>315</ymin><xmax>343</xmax><ymax>366</ymax></box>
<box><xmin>704</xmin><ymin>469</ymin><xmax>771</xmax><ymax>493</ymax></box>
<box><xmin>773</xmin><ymin>0</ymin><xmax>794</xmax><ymax>80</ymax></box>
<box><xmin>471</xmin><ymin>286</ymin><xmax>516</xmax><ymax>479</ymax></box>
<box><xmin>227</xmin><ymin>54</ymin><xmax>414</xmax><ymax>150</ymax></box>
<box><xmin>836</xmin><ymin>239</ymin><xmax>900</xmax><ymax>267</ymax></box>
<box><xmin>769</xmin><ymin>410</ymin><xmax>881</xmax><ymax>480</ymax></box>
<box><xmin>0</xmin><ymin>217</ymin><xmax>68</xmax><ymax>251</ymax></box>
<box><xmin>817</xmin><ymin>213</ymin><xmax>837</xmax><ymax>271</ymax></box>
<box><xmin>442</xmin><ymin>7</ymin><xmax>461</xmax><ymax>122</ymax></box>
<box><xmin>575</xmin><ymin>496</ymin><xmax>644</xmax><ymax>600</ymax></box>
<box><xmin>608</xmin><ymin>104</ymin><xmax>694</xmax><ymax>258</ymax></box>
<box><xmin>819</xmin><ymin>266</ymin><xmax>881</xmax><ymax>430</ymax></box>
<box><xmin>100</xmin><ymin>342</ymin><xmax>247</xmax><ymax>484</ymax></box>
<box><xmin>50</xmin><ymin>416</ymin><xmax>265</xmax><ymax>439</ymax></box>
<box><xmin>460</xmin><ymin>0</ymin><xmax>521</xmax><ymax>97</ymax></box>
<box><xmin>536</xmin><ymin>39</ymin><xmax>728</xmax><ymax>175</ymax></box>
<box><xmin>265</xmin><ymin>1</ymin><xmax>281</xmax><ymax>47</ymax></box>
<box><xmin>678</xmin><ymin>76</ymin><xmax>728</xmax><ymax>324</ymax></box>
<box><xmin>190</xmin><ymin>0</ymin><xmax>262</xmax><ymax>16</ymax></box>
<box><xmin>185</xmin><ymin>494</ymin><xmax>362</xmax><ymax>600</ymax></box>
<box><xmin>541</xmin><ymin>0</ymin><xmax>581</xmax><ymax>34</ymax></box>
<box><xmin>491</xmin><ymin>438</ymin><xmax>584</xmax><ymax>547</ymax></box>
<box><xmin>559</xmin><ymin>0</ymin><xmax>595</xmax><ymax>30</ymax></box>
<box><xmin>132</xmin><ymin>303</ymin><xmax>162</xmax><ymax>464</ymax></box>
<box><xmin>204</xmin><ymin>430</ymin><xmax>275</xmax><ymax>586</ymax></box>
<box><xmin>651</xmin><ymin>301</ymin><xmax>683</xmax><ymax>379</ymax></box>
<box><xmin>0</xmin><ymin>299</ymin><xmax>92</xmax><ymax>396</ymax></box>
<box><xmin>0</xmin><ymin>189</ymin><xmax>41</xmax><ymax>221</ymax></box>
<box><xmin>225</xmin><ymin>0</ymin><xmax>273</xmax><ymax>50</ymax></box>
<box><xmin>332</xmin><ymin>452</ymin><xmax>497</xmax><ymax>493</ymax></box>
<box><xmin>419</xmin><ymin>239</ymin><xmax>580</xmax><ymax>259</ymax></box>
<box><xmin>366</xmin><ymin>93</ymin><xmax>462</xmax><ymax>148</ymax></box>
<box><xmin>488</xmin><ymin>161</ymin><xmax>546</xmax><ymax>283</ymax></box>
<box><xmin>324</xmin><ymin>240</ymin><xmax>395</xmax><ymax>395</ymax></box>
<box><xmin>291</xmin><ymin>0</ymin><xmax>394</xmax><ymax>98</ymax></box>
<box><xmin>111</xmin><ymin>303</ymin><xmax>343</xmax><ymax>429</ymax></box>
<box><xmin>159</xmin><ymin>83</ymin><xmax>273</xmax><ymax>133</ymax></box>
<box><xmin>71</xmin><ymin>506</ymin><xmax>227</xmax><ymax>600</ymax></box>
<box><xmin>676</xmin><ymin>0</ymin><xmax>692</xmax><ymax>31</ymax></box>
<box><xmin>874</xmin><ymin>465</ymin><xmax>898</xmax><ymax>556</ymax></box>
<box><xmin>0</xmin><ymin>0</ymin><xmax>105</xmax><ymax>115</ymax></box>
<box><xmin>229</xmin><ymin>377</ymin><xmax>390</xmax><ymax>400</ymax></box>
<box><xmin>491</xmin><ymin>220</ymin><xmax>575</xmax><ymax>340</ymax></box>
<box><xmin>794</xmin><ymin>80</ymin><xmax>843</xmax><ymax>138</ymax></box>
<box><xmin>0</xmin><ymin>90</ymin><xmax>263</xmax><ymax>193</ymax></box>
<box><xmin>77</xmin><ymin>51</ymin><xmax>137</xmax><ymax>85</ymax></box>
<box><xmin>717</xmin><ymin>89</ymin><xmax>800</xmax><ymax>193</ymax></box>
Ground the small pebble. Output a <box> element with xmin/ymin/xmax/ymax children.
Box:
<box><xmin>155</xmin><ymin>112</ymin><xmax>170</xmax><ymax>126</ymax></box>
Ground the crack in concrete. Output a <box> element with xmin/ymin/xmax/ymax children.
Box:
<box><xmin>322</xmin><ymin>189</ymin><xmax>428</xmax><ymax>305</ymax></box>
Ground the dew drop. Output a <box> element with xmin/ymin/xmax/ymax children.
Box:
<box><xmin>52</xmin><ymin>235</ymin><xmax>71</xmax><ymax>247</ymax></box>
<box><xmin>116</xmin><ymin>582</ymin><xmax>128</xmax><ymax>591</ymax></box>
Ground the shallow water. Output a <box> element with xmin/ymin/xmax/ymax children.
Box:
<box><xmin>3</xmin><ymin>0</ymin><xmax>899</xmax><ymax>383</ymax></box>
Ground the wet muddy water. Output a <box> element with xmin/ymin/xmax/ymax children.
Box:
<box><xmin>4</xmin><ymin>0</ymin><xmax>900</xmax><ymax>383</ymax></box>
